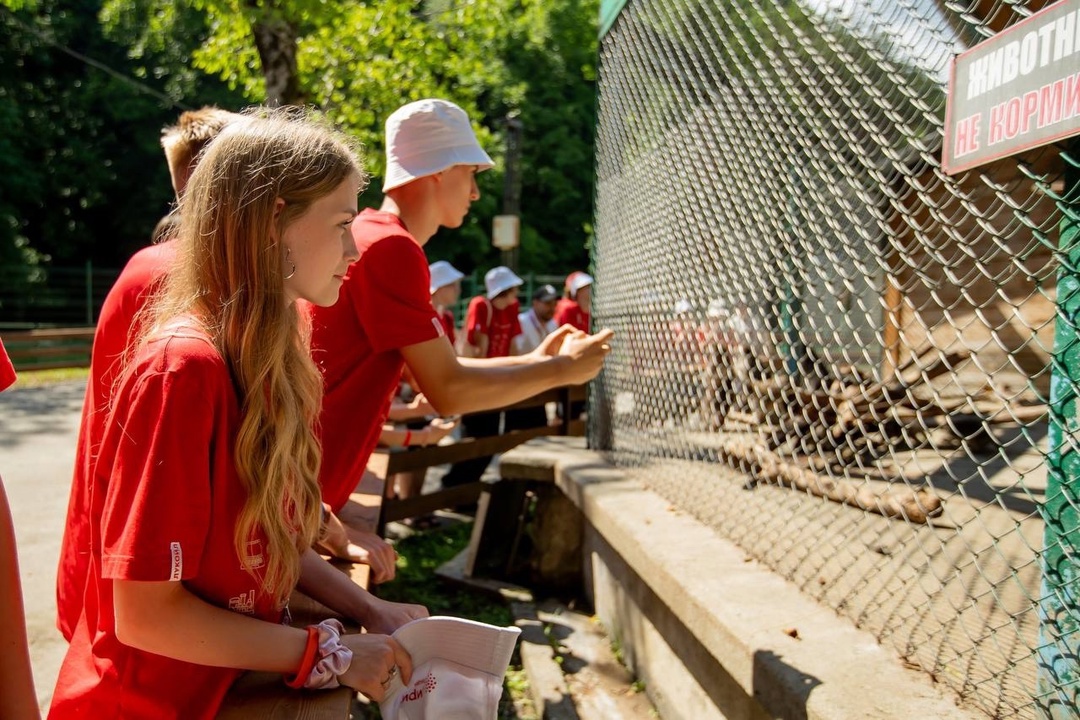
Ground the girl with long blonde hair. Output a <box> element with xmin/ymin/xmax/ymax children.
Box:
<box><xmin>49</xmin><ymin>108</ymin><xmax>420</xmax><ymax>720</ymax></box>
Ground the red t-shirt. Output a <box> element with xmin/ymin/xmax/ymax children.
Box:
<box><xmin>465</xmin><ymin>296</ymin><xmax>521</xmax><ymax>358</ymax></box>
<box><xmin>49</xmin><ymin>321</ymin><xmax>282</xmax><ymax>720</ymax></box>
<box><xmin>554</xmin><ymin>298</ymin><xmax>590</xmax><ymax>333</ymax></box>
<box><xmin>0</xmin><ymin>338</ymin><xmax>16</xmax><ymax>392</ymax></box>
<box><xmin>309</xmin><ymin>209</ymin><xmax>443</xmax><ymax>511</ymax></box>
<box><xmin>438</xmin><ymin>309</ymin><xmax>456</xmax><ymax>345</ymax></box>
<box><xmin>56</xmin><ymin>241</ymin><xmax>176</xmax><ymax>642</ymax></box>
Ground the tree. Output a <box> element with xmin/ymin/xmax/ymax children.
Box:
<box><xmin>98</xmin><ymin>0</ymin><xmax>601</xmax><ymax>277</ymax></box>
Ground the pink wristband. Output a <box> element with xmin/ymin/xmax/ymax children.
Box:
<box><xmin>304</xmin><ymin>619</ymin><xmax>354</xmax><ymax>690</ymax></box>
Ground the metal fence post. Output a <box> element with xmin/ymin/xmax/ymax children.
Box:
<box><xmin>1038</xmin><ymin>140</ymin><xmax>1080</xmax><ymax>717</ymax></box>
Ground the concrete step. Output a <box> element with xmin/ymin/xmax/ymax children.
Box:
<box><xmin>437</xmin><ymin>550</ymin><xmax>658</xmax><ymax>719</ymax></box>
<box><xmin>523</xmin><ymin>599</ymin><xmax>658</xmax><ymax>720</ymax></box>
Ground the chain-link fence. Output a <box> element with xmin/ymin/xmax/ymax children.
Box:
<box><xmin>591</xmin><ymin>0</ymin><xmax>1077</xmax><ymax>717</ymax></box>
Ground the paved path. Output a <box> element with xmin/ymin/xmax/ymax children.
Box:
<box><xmin>0</xmin><ymin>379</ymin><xmax>86</xmax><ymax>714</ymax></box>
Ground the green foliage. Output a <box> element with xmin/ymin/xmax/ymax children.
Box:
<box><xmin>0</xmin><ymin>0</ymin><xmax>245</xmax><ymax>278</ymax></box>
<box><xmin>0</xmin><ymin>0</ymin><xmax>599</xmax><ymax>301</ymax></box>
<box><xmin>98</xmin><ymin>0</ymin><xmax>599</xmax><ymax>277</ymax></box>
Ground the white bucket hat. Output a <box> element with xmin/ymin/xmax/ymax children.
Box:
<box><xmin>484</xmin><ymin>266</ymin><xmax>523</xmax><ymax>299</ymax></box>
<box><xmin>379</xmin><ymin>616</ymin><xmax>521</xmax><ymax>720</ymax></box>
<box><xmin>565</xmin><ymin>271</ymin><xmax>593</xmax><ymax>297</ymax></box>
<box><xmin>383</xmin><ymin>99</ymin><xmax>495</xmax><ymax>192</ymax></box>
<box><xmin>429</xmin><ymin>260</ymin><xmax>465</xmax><ymax>294</ymax></box>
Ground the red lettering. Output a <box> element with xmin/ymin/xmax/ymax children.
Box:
<box><xmin>988</xmin><ymin>102</ymin><xmax>1006</xmax><ymax>145</ymax></box>
<box><xmin>1067</xmin><ymin>72</ymin><xmax>1080</xmax><ymax>121</ymax></box>
<box><xmin>1004</xmin><ymin>97</ymin><xmax>1022</xmax><ymax>139</ymax></box>
<box><xmin>953</xmin><ymin>113</ymin><xmax>981</xmax><ymax>157</ymax></box>
<box><xmin>1020</xmin><ymin>90</ymin><xmax>1039</xmax><ymax>134</ymax></box>
<box><xmin>1039</xmin><ymin>79</ymin><xmax>1065</xmax><ymax>128</ymax></box>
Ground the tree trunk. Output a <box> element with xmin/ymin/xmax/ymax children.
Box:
<box><xmin>249</xmin><ymin>12</ymin><xmax>302</xmax><ymax>106</ymax></box>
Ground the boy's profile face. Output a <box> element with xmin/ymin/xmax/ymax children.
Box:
<box><xmin>435</xmin><ymin>164</ymin><xmax>481</xmax><ymax>228</ymax></box>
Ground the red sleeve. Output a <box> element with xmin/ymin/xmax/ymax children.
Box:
<box><xmin>465</xmin><ymin>296</ymin><xmax>491</xmax><ymax>346</ymax></box>
<box><xmin>354</xmin><ymin>235</ymin><xmax>442</xmax><ymax>353</ymax></box>
<box><xmin>509</xmin><ymin>300</ymin><xmax>522</xmax><ymax>338</ymax></box>
<box><xmin>553</xmin><ymin>299</ymin><xmax>571</xmax><ymax>327</ymax></box>
<box><xmin>440</xmin><ymin>310</ymin><xmax>456</xmax><ymax>345</ymax></box>
<box><xmin>0</xmin><ymin>339</ymin><xmax>15</xmax><ymax>392</ymax></box>
<box><xmin>100</xmin><ymin>365</ymin><xmax>215</xmax><ymax>581</ymax></box>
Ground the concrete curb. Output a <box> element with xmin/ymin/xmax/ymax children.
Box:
<box><xmin>501</xmin><ymin>437</ymin><xmax>982</xmax><ymax>720</ymax></box>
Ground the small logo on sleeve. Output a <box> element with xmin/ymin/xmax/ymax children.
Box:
<box><xmin>228</xmin><ymin>590</ymin><xmax>256</xmax><ymax>615</ymax></box>
<box><xmin>169</xmin><ymin>542</ymin><xmax>183</xmax><ymax>581</ymax></box>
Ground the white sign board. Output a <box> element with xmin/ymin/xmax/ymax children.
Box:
<box><xmin>943</xmin><ymin>0</ymin><xmax>1080</xmax><ymax>175</ymax></box>
<box><xmin>492</xmin><ymin>215</ymin><xmax>520</xmax><ymax>250</ymax></box>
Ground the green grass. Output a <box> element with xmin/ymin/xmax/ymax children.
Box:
<box><xmin>10</xmin><ymin>366</ymin><xmax>89</xmax><ymax>388</ymax></box>
<box><xmin>353</xmin><ymin>521</ymin><xmax>537</xmax><ymax>719</ymax></box>
<box><xmin>377</xmin><ymin>521</ymin><xmax>512</xmax><ymax>627</ymax></box>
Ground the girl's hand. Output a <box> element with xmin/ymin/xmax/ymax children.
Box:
<box><xmin>338</xmin><ymin>634</ymin><xmax>413</xmax><ymax>701</ymax></box>
<box><xmin>358</xmin><ymin>595</ymin><xmax>428</xmax><ymax>635</ymax></box>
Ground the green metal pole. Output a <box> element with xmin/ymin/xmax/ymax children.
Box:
<box><xmin>1038</xmin><ymin>141</ymin><xmax>1080</xmax><ymax>717</ymax></box>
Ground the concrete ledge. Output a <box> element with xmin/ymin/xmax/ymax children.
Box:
<box><xmin>501</xmin><ymin>437</ymin><xmax>979</xmax><ymax>720</ymax></box>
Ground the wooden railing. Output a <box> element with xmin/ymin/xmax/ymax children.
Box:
<box><xmin>0</xmin><ymin>327</ymin><xmax>94</xmax><ymax>371</ymax></box>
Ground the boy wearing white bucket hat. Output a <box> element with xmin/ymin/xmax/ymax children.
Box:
<box><xmin>307</xmin><ymin>99</ymin><xmax>614</xmax><ymax>519</ymax></box>
<box><xmin>429</xmin><ymin>260</ymin><xmax>465</xmax><ymax>343</ymax></box>
<box><xmin>441</xmin><ymin>265</ymin><xmax>525</xmax><ymax>489</ymax></box>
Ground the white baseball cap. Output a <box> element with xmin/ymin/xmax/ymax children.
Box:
<box><xmin>379</xmin><ymin>616</ymin><xmax>521</xmax><ymax>720</ymax></box>
<box><xmin>484</xmin><ymin>266</ymin><xmax>523</xmax><ymax>299</ymax></box>
<box><xmin>674</xmin><ymin>299</ymin><xmax>693</xmax><ymax>315</ymax></box>
<box><xmin>429</xmin><ymin>260</ymin><xmax>465</xmax><ymax>294</ymax></box>
<box><xmin>565</xmin><ymin>271</ymin><xmax>593</xmax><ymax>297</ymax></box>
<box><xmin>383</xmin><ymin>99</ymin><xmax>495</xmax><ymax>192</ymax></box>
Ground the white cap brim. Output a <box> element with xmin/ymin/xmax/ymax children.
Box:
<box><xmin>429</xmin><ymin>267</ymin><xmax>465</xmax><ymax>294</ymax></box>
<box><xmin>384</xmin><ymin>145</ymin><xmax>495</xmax><ymax>192</ymax></box>
<box><xmin>379</xmin><ymin>616</ymin><xmax>522</xmax><ymax>719</ymax></box>
<box><xmin>486</xmin><ymin>275</ymin><xmax>523</xmax><ymax>299</ymax></box>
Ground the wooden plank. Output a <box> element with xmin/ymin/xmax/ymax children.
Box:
<box><xmin>464</xmin><ymin>479</ymin><xmax>530</xmax><ymax>578</ymax></box>
<box><xmin>217</xmin><ymin>585</ymin><xmax>356</xmax><ymax>720</ymax></box>
<box><xmin>380</xmin><ymin>425</ymin><xmax>558</xmax><ymax>475</ymax></box>
<box><xmin>217</xmin><ymin>674</ymin><xmax>353</xmax><ymax>720</ymax></box>
<box><xmin>379</xmin><ymin>483</ymin><xmax>486</xmax><ymax>529</ymax></box>
<box><xmin>0</xmin><ymin>327</ymin><xmax>95</xmax><ymax>340</ymax></box>
<box><xmin>5</xmin><ymin>346</ymin><xmax>91</xmax><ymax>360</ymax></box>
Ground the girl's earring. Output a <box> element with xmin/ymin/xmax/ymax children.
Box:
<box><xmin>284</xmin><ymin>247</ymin><xmax>296</xmax><ymax>280</ymax></box>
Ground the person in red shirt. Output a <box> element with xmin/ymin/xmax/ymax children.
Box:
<box><xmin>429</xmin><ymin>259</ymin><xmax>464</xmax><ymax>344</ymax></box>
<box><xmin>308</xmin><ymin>98</ymin><xmax>613</xmax><ymax>515</ymax></box>
<box><xmin>54</xmin><ymin>106</ymin><xmax>242</xmax><ymax>643</ymax></box>
<box><xmin>554</xmin><ymin>271</ymin><xmax>595</xmax><ymax>420</ymax></box>
<box><xmin>554</xmin><ymin>271</ymin><xmax>593</xmax><ymax>332</ymax></box>
<box><xmin>49</xmin><ymin>110</ymin><xmax>422</xmax><ymax>720</ymax></box>
<box><xmin>55</xmin><ymin>108</ymin><xmax>400</xmax><ymax>642</ymax></box>
<box><xmin>0</xmin><ymin>340</ymin><xmax>40</xmax><ymax>720</ymax></box>
<box><xmin>441</xmin><ymin>266</ymin><xmax>524</xmax><ymax>488</ymax></box>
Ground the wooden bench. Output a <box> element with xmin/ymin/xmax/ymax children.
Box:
<box><xmin>364</xmin><ymin>384</ymin><xmax>587</xmax><ymax>535</ymax></box>
<box><xmin>217</xmin><ymin>480</ymin><xmax>384</xmax><ymax>719</ymax></box>
<box><xmin>0</xmin><ymin>327</ymin><xmax>94</xmax><ymax>371</ymax></box>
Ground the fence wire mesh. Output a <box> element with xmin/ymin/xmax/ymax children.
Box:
<box><xmin>591</xmin><ymin>1</ymin><xmax>1078</xmax><ymax>717</ymax></box>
